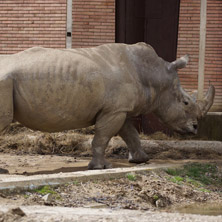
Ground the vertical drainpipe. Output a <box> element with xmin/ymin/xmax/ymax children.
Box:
<box><xmin>66</xmin><ymin>0</ymin><xmax>73</xmax><ymax>49</ymax></box>
<box><xmin>198</xmin><ymin>0</ymin><xmax>207</xmax><ymax>99</ymax></box>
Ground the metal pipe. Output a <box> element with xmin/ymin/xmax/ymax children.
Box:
<box><xmin>198</xmin><ymin>0</ymin><xmax>207</xmax><ymax>99</ymax></box>
<box><xmin>66</xmin><ymin>0</ymin><xmax>73</xmax><ymax>49</ymax></box>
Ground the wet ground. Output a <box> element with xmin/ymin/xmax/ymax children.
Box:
<box><xmin>0</xmin><ymin>153</ymin><xmax>137</xmax><ymax>175</ymax></box>
<box><xmin>170</xmin><ymin>202</ymin><xmax>222</xmax><ymax>216</ymax></box>
<box><xmin>0</xmin><ymin>123</ymin><xmax>222</xmax><ymax>221</ymax></box>
<box><xmin>0</xmin><ymin>205</ymin><xmax>221</xmax><ymax>222</ymax></box>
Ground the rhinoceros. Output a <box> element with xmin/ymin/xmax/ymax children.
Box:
<box><xmin>0</xmin><ymin>42</ymin><xmax>215</xmax><ymax>169</ymax></box>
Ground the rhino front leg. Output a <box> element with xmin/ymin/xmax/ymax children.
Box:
<box><xmin>119</xmin><ymin>119</ymin><xmax>149</xmax><ymax>164</ymax></box>
<box><xmin>88</xmin><ymin>112</ymin><xmax>126</xmax><ymax>170</ymax></box>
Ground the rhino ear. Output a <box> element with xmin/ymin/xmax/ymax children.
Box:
<box><xmin>168</xmin><ymin>55</ymin><xmax>189</xmax><ymax>71</ymax></box>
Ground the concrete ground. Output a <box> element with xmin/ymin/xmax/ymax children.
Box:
<box><xmin>0</xmin><ymin>205</ymin><xmax>222</xmax><ymax>222</ymax></box>
<box><xmin>0</xmin><ymin>161</ymin><xmax>184</xmax><ymax>192</ymax></box>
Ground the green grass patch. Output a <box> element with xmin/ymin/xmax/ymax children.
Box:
<box><xmin>169</xmin><ymin>176</ymin><xmax>184</xmax><ymax>185</ymax></box>
<box><xmin>23</xmin><ymin>194</ymin><xmax>29</xmax><ymax>199</ymax></box>
<box><xmin>165</xmin><ymin>168</ymin><xmax>184</xmax><ymax>176</ymax></box>
<box><xmin>73</xmin><ymin>180</ymin><xmax>80</xmax><ymax>186</ymax></box>
<box><xmin>153</xmin><ymin>194</ymin><xmax>159</xmax><ymax>201</ymax></box>
<box><xmin>34</xmin><ymin>185</ymin><xmax>57</xmax><ymax>195</ymax></box>
<box><xmin>165</xmin><ymin>163</ymin><xmax>222</xmax><ymax>187</ymax></box>
<box><xmin>198</xmin><ymin>188</ymin><xmax>211</xmax><ymax>193</ymax></box>
<box><xmin>185</xmin><ymin>177</ymin><xmax>204</xmax><ymax>188</ymax></box>
<box><xmin>126</xmin><ymin>173</ymin><xmax>137</xmax><ymax>181</ymax></box>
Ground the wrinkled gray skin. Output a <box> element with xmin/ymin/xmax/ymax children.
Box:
<box><xmin>0</xmin><ymin>43</ymin><xmax>215</xmax><ymax>169</ymax></box>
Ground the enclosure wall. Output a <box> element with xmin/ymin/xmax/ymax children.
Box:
<box><xmin>0</xmin><ymin>0</ymin><xmax>66</xmax><ymax>54</ymax></box>
<box><xmin>72</xmin><ymin>0</ymin><xmax>115</xmax><ymax>48</ymax></box>
<box><xmin>177</xmin><ymin>0</ymin><xmax>222</xmax><ymax>111</ymax></box>
<box><xmin>0</xmin><ymin>0</ymin><xmax>221</xmax><ymax>110</ymax></box>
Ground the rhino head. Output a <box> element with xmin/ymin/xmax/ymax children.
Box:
<box><xmin>155</xmin><ymin>55</ymin><xmax>215</xmax><ymax>135</ymax></box>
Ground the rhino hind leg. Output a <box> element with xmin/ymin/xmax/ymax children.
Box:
<box><xmin>119</xmin><ymin>119</ymin><xmax>149</xmax><ymax>164</ymax></box>
<box><xmin>0</xmin><ymin>77</ymin><xmax>13</xmax><ymax>174</ymax></box>
<box><xmin>88</xmin><ymin>112</ymin><xmax>127</xmax><ymax>170</ymax></box>
<box><xmin>0</xmin><ymin>77</ymin><xmax>13</xmax><ymax>132</ymax></box>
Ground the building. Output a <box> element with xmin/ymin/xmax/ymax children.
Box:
<box><xmin>0</xmin><ymin>0</ymin><xmax>221</xmax><ymax>133</ymax></box>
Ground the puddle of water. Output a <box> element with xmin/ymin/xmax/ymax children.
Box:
<box><xmin>171</xmin><ymin>203</ymin><xmax>222</xmax><ymax>216</ymax></box>
<box><xmin>22</xmin><ymin>166</ymin><xmax>88</xmax><ymax>175</ymax></box>
<box><xmin>19</xmin><ymin>159</ymin><xmax>136</xmax><ymax>176</ymax></box>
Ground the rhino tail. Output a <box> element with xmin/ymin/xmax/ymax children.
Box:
<box><xmin>0</xmin><ymin>77</ymin><xmax>13</xmax><ymax>132</ymax></box>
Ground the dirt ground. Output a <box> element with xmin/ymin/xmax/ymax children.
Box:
<box><xmin>0</xmin><ymin>123</ymin><xmax>222</xmax><ymax>220</ymax></box>
<box><xmin>1</xmin><ymin>166</ymin><xmax>222</xmax><ymax>213</ymax></box>
<box><xmin>0</xmin><ymin>122</ymin><xmax>221</xmax><ymax>175</ymax></box>
<box><xmin>1</xmin><ymin>123</ymin><xmax>222</xmax><ymax>161</ymax></box>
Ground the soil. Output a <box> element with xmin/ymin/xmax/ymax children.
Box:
<box><xmin>1</xmin><ymin>168</ymin><xmax>222</xmax><ymax>213</ymax></box>
<box><xmin>0</xmin><ymin>123</ymin><xmax>222</xmax><ymax>220</ymax></box>
<box><xmin>0</xmin><ymin>123</ymin><xmax>221</xmax><ymax>175</ymax></box>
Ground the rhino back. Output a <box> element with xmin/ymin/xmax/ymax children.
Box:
<box><xmin>11</xmin><ymin>47</ymin><xmax>107</xmax><ymax>132</ymax></box>
<box><xmin>9</xmin><ymin>46</ymin><xmax>141</xmax><ymax>132</ymax></box>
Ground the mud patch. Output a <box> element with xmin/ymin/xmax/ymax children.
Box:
<box><xmin>0</xmin><ymin>153</ymin><xmax>136</xmax><ymax>175</ymax></box>
<box><xmin>171</xmin><ymin>202</ymin><xmax>222</xmax><ymax>216</ymax></box>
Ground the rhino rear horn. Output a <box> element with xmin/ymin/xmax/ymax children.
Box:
<box><xmin>190</xmin><ymin>90</ymin><xmax>198</xmax><ymax>102</ymax></box>
<box><xmin>168</xmin><ymin>55</ymin><xmax>189</xmax><ymax>71</ymax></box>
<box><xmin>197</xmin><ymin>85</ymin><xmax>215</xmax><ymax>117</ymax></box>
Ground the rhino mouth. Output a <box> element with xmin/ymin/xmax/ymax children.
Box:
<box><xmin>174</xmin><ymin>126</ymin><xmax>198</xmax><ymax>135</ymax></box>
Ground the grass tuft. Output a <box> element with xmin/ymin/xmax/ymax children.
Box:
<box><xmin>34</xmin><ymin>185</ymin><xmax>57</xmax><ymax>195</ymax></box>
<box><xmin>126</xmin><ymin>173</ymin><xmax>137</xmax><ymax>181</ymax></box>
<box><xmin>165</xmin><ymin>163</ymin><xmax>222</xmax><ymax>187</ymax></box>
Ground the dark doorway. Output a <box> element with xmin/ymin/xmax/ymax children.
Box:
<box><xmin>116</xmin><ymin>0</ymin><xmax>180</xmax><ymax>134</ymax></box>
<box><xmin>116</xmin><ymin>0</ymin><xmax>180</xmax><ymax>62</ymax></box>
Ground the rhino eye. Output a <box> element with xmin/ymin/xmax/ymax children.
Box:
<box><xmin>183</xmin><ymin>101</ymin><xmax>189</xmax><ymax>105</ymax></box>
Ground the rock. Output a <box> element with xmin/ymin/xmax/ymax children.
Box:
<box><xmin>9</xmin><ymin>207</ymin><xmax>26</xmax><ymax>217</ymax></box>
<box><xmin>42</xmin><ymin>193</ymin><xmax>53</xmax><ymax>202</ymax></box>
<box><xmin>0</xmin><ymin>168</ymin><xmax>9</xmax><ymax>174</ymax></box>
<box><xmin>0</xmin><ymin>207</ymin><xmax>26</xmax><ymax>222</ymax></box>
<box><xmin>155</xmin><ymin>198</ymin><xmax>170</xmax><ymax>208</ymax></box>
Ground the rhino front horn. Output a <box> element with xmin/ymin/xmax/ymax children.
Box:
<box><xmin>197</xmin><ymin>85</ymin><xmax>215</xmax><ymax>117</ymax></box>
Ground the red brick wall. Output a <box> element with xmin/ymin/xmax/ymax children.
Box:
<box><xmin>0</xmin><ymin>0</ymin><xmax>66</xmax><ymax>54</ymax></box>
<box><xmin>0</xmin><ymin>0</ymin><xmax>221</xmax><ymax>111</ymax></box>
<box><xmin>72</xmin><ymin>0</ymin><xmax>115</xmax><ymax>48</ymax></box>
<box><xmin>205</xmin><ymin>0</ymin><xmax>222</xmax><ymax>111</ymax></box>
<box><xmin>177</xmin><ymin>0</ymin><xmax>200</xmax><ymax>91</ymax></box>
<box><xmin>177</xmin><ymin>0</ymin><xmax>222</xmax><ymax>111</ymax></box>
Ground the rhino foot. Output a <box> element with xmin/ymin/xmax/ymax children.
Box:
<box><xmin>88</xmin><ymin>159</ymin><xmax>112</xmax><ymax>170</ymax></box>
<box><xmin>128</xmin><ymin>150</ymin><xmax>149</xmax><ymax>164</ymax></box>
